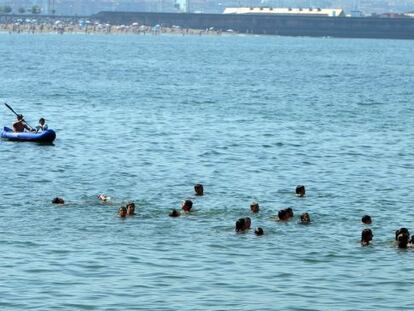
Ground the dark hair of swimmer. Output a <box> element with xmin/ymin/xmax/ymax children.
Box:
<box><xmin>250</xmin><ymin>202</ymin><xmax>259</xmax><ymax>213</ymax></box>
<box><xmin>296</xmin><ymin>185</ymin><xmax>305</xmax><ymax>197</ymax></box>
<box><xmin>169</xmin><ymin>209</ymin><xmax>180</xmax><ymax>217</ymax></box>
<box><xmin>126</xmin><ymin>202</ymin><xmax>135</xmax><ymax>216</ymax></box>
<box><xmin>235</xmin><ymin>218</ymin><xmax>246</xmax><ymax>232</ymax></box>
<box><xmin>286</xmin><ymin>208</ymin><xmax>294</xmax><ymax>218</ymax></box>
<box><xmin>118</xmin><ymin>206</ymin><xmax>127</xmax><ymax>218</ymax></box>
<box><xmin>361</xmin><ymin>228</ymin><xmax>373</xmax><ymax>246</ymax></box>
<box><xmin>361</xmin><ymin>215</ymin><xmax>372</xmax><ymax>224</ymax></box>
<box><xmin>181</xmin><ymin>199</ymin><xmax>193</xmax><ymax>212</ymax></box>
<box><xmin>395</xmin><ymin>228</ymin><xmax>410</xmax><ymax>241</ymax></box>
<box><xmin>278</xmin><ymin>209</ymin><xmax>289</xmax><ymax>221</ymax></box>
<box><xmin>194</xmin><ymin>184</ymin><xmax>204</xmax><ymax>196</ymax></box>
<box><xmin>52</xmin><ymin>197</ymin><xmax>64</xmax><ymax>204</ymax></box>
<box><xmin>397</xmin><ymin>231</ymin><xmax>410</xmax><ymax>249</ymax></box>
<box><xmin>255</xmin><ymin>227</ymin><xmax>264</xmax><ymax>236</ymax></box>
<box><xmin>300</xmin><ymin>212</ymin><xmax>311</xmax><ymax>224</ymax></box>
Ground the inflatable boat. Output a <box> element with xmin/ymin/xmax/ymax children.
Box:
<box><xmin>1</xmin><ymin>127</ymin><xmax>56</xmax><ymax>143</ymax></box>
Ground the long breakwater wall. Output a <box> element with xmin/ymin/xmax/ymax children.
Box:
<box><xmin>94</xmin><ymin>11</ymin><xmax>414</xmax><ymax>40</ymax></box>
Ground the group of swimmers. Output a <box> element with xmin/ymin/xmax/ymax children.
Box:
<box><xmin>118</xmin><ymin>202</ymin><xmax>136</xmax><ymax>217</ymax></box>
<box><xmin>231</xmin><ymin>185</ymin><xmax>308</xmax><ymax>237</ymax></box>
<box><xmin>51</xmin><ymin>184</ymin><xmax>411</xmax><ymax>248</ymax></box>
<box><xmin>361</xmin><ymin>225</ymin><xmax>414</xmax><ymax>249</ymax></box>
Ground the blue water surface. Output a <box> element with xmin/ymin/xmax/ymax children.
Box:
<box><xmin>0</xmin><ymin>33</ymin><xmax>414</xmax><ymax>310</ymax></box>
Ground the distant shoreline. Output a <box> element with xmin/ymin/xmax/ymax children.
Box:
<box><xmin>0</xmin><ymin>20</ymin><xmax>231</xmax><ymax>36</ymax></box>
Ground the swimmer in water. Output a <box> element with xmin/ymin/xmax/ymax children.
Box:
<box><xmin>126</xmin><ymin>202</ymin><xmax>136</xmax><ymax>216</ymax></box>
<box><xmin>235</xmin><ymin>218</ymin><xmax>246</xmax><ymax>232</ymax></box>
<box><xmin>169</xmin><ymin>209</ymin><xmax>180</xmax><ymax>217</ymax></box>
<box><xmin>397</xmin><ymin>232</ymin><xmax>410</xmax><ymax>249</ymax></box>
<box><xmin>250</xmin><ymin>202</ymin><xmax>259</xmax><ymax>213</ymax></box>
<box><xmin>181</xmin><ymin>199</ymin><xmax>193</xmax><ymax>213</ymax></box>
<box><xmin>278</xmin><ymin>209</ymin><xmax>289</xmax><ymax>221</ymax></box>
<box><xmin>396</xmin><ymin>228</ymin><xmax>410</xmax><ymax>249</ymax></box>
<box><xmin>286</xmin><ymin>208</ymin><xmax>294</xmax><ymax>219</ymax></box>
<box><xmin>98</xmin><ymin>194</ymin><xmax>110</xmax><ymax>202</ymax></box>
<box><xmin>361</xmin><ymin>228</ymin><xmax>373</xmax><ymax>246</ymax></box>
<box><xmin>395</xmin><ymin>228</ymin><xmax>410</xmax><ymax>241</ymax></box>
<box><xmin>361</xmin><ymin>215</ymin><xmax>372</xmax><ymax>225</ymax></box>
<box><xmin>244</xmin><ymin>217</ymin><xmax>251</xmax><ymax>230</ymax></box>
<box><xmin>194</xmin><ymin>184</ymin><xmax>204</xmax><ymax>196</ymax></box>
<box><xmin>255</xmin><ymin>227</ymin><xmax>264</xmax><ymax>236</ymax></box>
<box><xmin>296</xmin><ymin>185</ymin><xmax>306</xmax><ymax>197</ymax></box>
<box><xmin>299</xmin><ymin>212</ymin><xmax>311</xmax><ymax>224</ymax></box>
<box><xmin>52</xmin><ymin>197</ymin><xmax>64</xmax><ymax>204</ymax></box>
<box><xmin>118</xmin><ymin>206</ymin><xmax>127</xmax><ymax>218</ymax></box>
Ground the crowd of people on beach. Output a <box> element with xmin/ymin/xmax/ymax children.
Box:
<box><xmin>0</xmin><ymin>19</ymin><xmax>226</xmax><ymax>36</ymax></box>
<box><xmin>50</xmin><ymin>183</ymin><xmax>414</xmax><ymax>249</ymax></box>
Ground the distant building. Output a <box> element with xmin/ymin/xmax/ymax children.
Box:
<box><xmin>223</xmin><ymin>7</ymin><xmax>346</xmax><ymax>17</ymax></box>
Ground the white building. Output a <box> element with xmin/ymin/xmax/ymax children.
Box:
<box><xmin>223</xmin><ymin>7</ymin><xmax>345</xmax><ymax>17</ymax></box>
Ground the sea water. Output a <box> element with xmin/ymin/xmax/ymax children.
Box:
<box><xmin>0</xmin><ymin>33</ymin><xmax>414</xmax><ymax>310</ymax></box>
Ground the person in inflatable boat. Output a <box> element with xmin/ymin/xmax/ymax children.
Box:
<box><xmin>12</xmin><ymin>114</ymin><xmax>33</xmax><ymax>132</ymax></box>
<box><xmin>35</xmin><ymin>118</ymin><xmax>48</xmax><ymax>133</ymax></box>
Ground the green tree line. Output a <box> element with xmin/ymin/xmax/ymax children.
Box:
<box><xmin>0</xmin><ymin>5</ymin><xmax>42</xmax><ymax>14</ymax></box>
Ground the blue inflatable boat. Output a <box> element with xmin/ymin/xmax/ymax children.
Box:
<box><xmin>1</xmin><ymin>127</ymin><xmax>56</xmax><ymax>143</ymax></box>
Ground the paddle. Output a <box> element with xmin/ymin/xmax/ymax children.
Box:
<box><xmin>4</xmin><ymin>102</ymin><xmax>34</xmax><ymax>131</ymax></box>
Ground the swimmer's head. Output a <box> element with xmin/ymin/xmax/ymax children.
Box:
<box><xmin>361</xmin><ymin>228</ymin><xmax>373</xmax><ymax>246</ymax></box>
<box><xmin>255</xmin><ymin>227</ymin><xmax>264</xmax><ymax>236</ymax></box>
<box><xmin>235</xmin><ymin>218</ymin><xmax>246</xmax><ymax>232</ymax></box>
<box><xmin>52</xmin><ymin>197</ymin><xmax>64</xmax><ymax>204</ymax></box>
<box><xmin>278</xmin><ymin>209</ymin><xmax>289</xmax><ymax>221</ymax></box>
<box><xmin>296</xmin><ymin>185</ymin><xmax>305</xmax><ymax>197</ymax></box>
<box><xmin>98</xmin><ymin>194</ymin><xmax>110</xmax><ymax>202</ymax></box>
<box><xmin>395</xmin><ymin>228</ymin><xmax>410</xmax><ymax>241</ymax></box>
<box><xmin>300</xmin><ymin>212</ymin><xmax>311</xmax><ymax>224</ymax></box>
<box><xmin>194</xmin><ymin>184</ymin><xmax>204</xmax><ymax>196</ymax></box>
<box><xmin>244</xmin><ymin>217</ymin><xmax>251</xmax><ymax>229</ymax></box>
<box><xmin>118</xmin><ymin>206</ymin><xmax>127</xmax><ymax>218</ymax></box>
<box><xmin>169</xmin><ymin>209</ymin><xmax>180</xmax><ymax>217</ymax></box>
<box><xmin>126</xmin><ymin>202</ymin><xmax>135</xmax><ymax>215</ymax></box>
<box><xmin>361</xmin><ymin>215</ymin><xmax>372</xmax><ymax>225</ymax></box>
<box><xmin>286</xmin><ymin>208</ymin><xmax>294</xmax><ymax>218</ymax></box>
<box><xmin>250</xmin><ymin>202</ymin><xmax>259</xmax><ymax>213</ymax></box>
<box><xmin>397</xmin><ymin>232</ymin><xmax>410</xmax><ymax>249</ymax></box>
<box><xmin>181</xmin><ymin>199</ymin><xmax>193</xmax><ymax>212</ymax></box>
